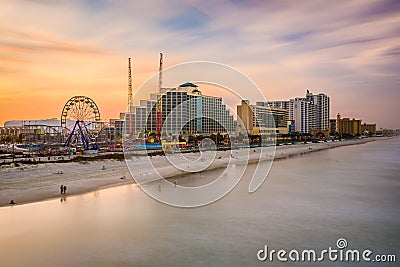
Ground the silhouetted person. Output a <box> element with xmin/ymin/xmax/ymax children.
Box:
<box><xmin>9</xmin><ymin>200</ymin><xmax>16</xmax><ymax>205</ymax></box>
<box><xmin>60</xmin><ymin>184</ymin><xmax>64</xmax><ymax>194</ymax></box>
<box><xmin>63</xmin><ymin>185</ymin><xmax>67</xmax><ymax>194</ymax></box>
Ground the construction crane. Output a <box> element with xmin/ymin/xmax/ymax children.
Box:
<box><xmin>128</xmin><ymin>57</ymin><xmax>133</xmax><ymax>105</ymax></box>
<box><xmin>156</xmin><ymin>53</ymin><xmax>163</xmax><ymax>136</ymax></box>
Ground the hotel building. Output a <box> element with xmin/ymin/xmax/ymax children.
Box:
<box><xmin>361</xmin><ymin>123</ymin><xmax>376</xmax><ymax>135</ymax></box>
<box><xmin>331</xmin><ymin>114</ymin><xmax>376</xmax><ymax>136</ymax></box>
<box><xmin>288</xmin><ymin>98</ymin><xmax>311</xmax><ymax>134</ymax></box>
<box><xmin>126</xmin><ymin>83</ymin><xmax>236</xmax><ymax>136</ymax></box>
<box><xmin>237</xmin><ymin>100</ymin><xmax>289</xmax><ymax>135</ymax></box>
<box><xmin>269</xmin><ymin>90</ymin><xmax>330</xmax><ymax>134</ymax></box>
<box><xmin>306</xmin><ymin>90</ymin><xmax>330</xmax><ymax>131</ymax></box>
<box><xmin>336</xmin><ymin>113</ymin><xmax>362</xmax><ymax>136</ymax></box>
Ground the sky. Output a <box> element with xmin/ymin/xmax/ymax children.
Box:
<box><xmin>0</xmin><ymin>0</ymin><xmax>399</xmax><ymax>129</ymax></box>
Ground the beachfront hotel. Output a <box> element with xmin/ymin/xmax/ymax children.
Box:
<box><xmin>333</xmin><ymin>113</ymin><xmax>376</xmax><ymax>136</ymax></box>
<box><xmin>237</xmin><ymin>100</ymin><xmax>289</xmax><ymax>135</ymax></box>
<box><xmin>361</xmin><ymin>123</ymin><xmax>376</xmax><ymax>135</ymax></box>
<box><xmin>335</xmin><ymin>113</ymin><xmax>361</xmax><ymax>135</ymax></box>
<box><xmin>288</xmin><ymin>98</ymin><xmax>311</xmax><ymax>134</ymax></box>
<box><xmin>269</xmin><ymin>90</ymin><xmax>330</xmax><ymax>135</ymax></box>
<box><xmin>126</xmin><ymin>82</ymin><xmax>236</xmax><ymax>136</ymax></box>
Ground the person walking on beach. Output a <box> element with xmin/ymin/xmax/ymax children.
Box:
<box><xmin>63</xmin><ymin>185</ymin><xmax>67</xmax><ymax>194</ymax></box>
<box><xmin>60</xmin><ymin>184</ymin><xmax>64</xmax><ymax>194</ymax></box>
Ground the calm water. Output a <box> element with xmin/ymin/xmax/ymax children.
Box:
<box><xmin>0</xmin><ymin>138</ymin><xmax>399</xmax><ymax>266</ymax></box>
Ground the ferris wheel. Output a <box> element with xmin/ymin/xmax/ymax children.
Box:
<box><xmin>61</xmin><ymin>96</ymin><xmax>101</xmax><ymax>150</ymax></box>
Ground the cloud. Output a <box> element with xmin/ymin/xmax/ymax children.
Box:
<box><xmin>0</xmin><ymin>0</ymin><xmax>399</xmax><ymax>128</ymax></box>
<box><xmin>162</xmin><ymin>5</ymin><xmax>209</xmax><ymax>31</ymax></box>
<box><xmin>0</xmin><ymin>29</ymin><xmax>104</xmax><ymax>54</ymax></box>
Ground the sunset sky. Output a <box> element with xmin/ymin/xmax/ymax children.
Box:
<box><xmin>0</xmin><ymin>0</ymin><xmax>399</xmax><ymax>128</ymax></box>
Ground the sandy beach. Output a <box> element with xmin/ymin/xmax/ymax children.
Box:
<box><xmin>0</xmin><ymin>138</ymin><xmax>382</xmax><ymax>207</ymax></box>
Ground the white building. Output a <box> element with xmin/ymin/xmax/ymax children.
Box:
<box><xmin>306</xmin><ymin>90</ymin><xmax>330</xmax><ymax>131</ymax></box>
<box><xmin>289</xmin><ymin>98</ymin><xmax>310</xmax><ymax>134</ymax></box>
<box><xmin>267</xmin><ymin>101</ymin><xmax>290</xmax><ymax>110</ymax></box>
<box><xmin>268</xmin><ymin>90</ymin><xmax>330</xmax><ymax>134</ymax></box>
<box><xmin>127</xmin><ymin>83</ymin><xmax>236</xmax><ymax>136</ymax></box>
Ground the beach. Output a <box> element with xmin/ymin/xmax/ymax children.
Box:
<box><xmin>0</xmin><ymin>138</ymin><xmax>382</xmax><ymax>207</ymax></box>
<box><xmin>1</xmin><ymin>136</ymin><xmax>398</xmax><ymax>267</ymax></box>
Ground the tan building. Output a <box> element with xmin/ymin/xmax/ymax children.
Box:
<box><xmin>237</xmin><ymin>100</ymin><xmax>254</xmax><ymax>134</ymax></box>
<box><xmin>336</xmin><ymin>113</ymin><xmax>362</xmax><ymax>136</ymax></box>
<box><xmin>237</xmin><ymin>100</ymin><xmax>289</xmax><ymax>135</ymax></box>
<box><xmin>361</xmin><ymin>123</ymin><xmax>376</xmax><ymax>135</ymax></box>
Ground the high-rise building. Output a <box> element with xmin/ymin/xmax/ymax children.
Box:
<box><xmin>336</xmin><ymin>113</ymin><xmax>362</xmax><ymax>136</ymax></box>
<box><xmin>289</xmin><ymin>98</ymin><xmax>310</xmax><ymax>134</ymax></box>
<box><xmin>127</xmin><ymin>83</ymin><xmax>236</xmax><ymax>136</ymax></box>
<box><xmin>306</xmin><ymin>90</ymin><xmax>330</xmax><ymax>131</ymax></box>
<box><xmin>269</xmin><ymin>90</ymin><xmax>330</xmax><ymax>134</ymax></box>
<box><xmin>237</xmin><ymin>100</ymin><xmax>288</xmax><ymax>135</ymax></box>
<box><xmin>255</xmin><ymin>102</ymin><xmax>289</xmax><ymax>129</ymax></box>
<box><xmin>264</xmin><ymin>101</ymin><xmax>290</xmax><ymax>110</ymax></box>
<box><xmin>237</xmin><ymin>100</ymin><xmax>254</xmax><ymax>134</ymax></box>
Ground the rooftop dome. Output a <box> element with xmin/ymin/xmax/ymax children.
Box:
<box><xmin>180</xmin><ymin>82</ymin><xmax>198</xmax><ymax>88</ymax></box>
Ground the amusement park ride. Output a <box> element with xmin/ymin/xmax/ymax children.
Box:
<box><xmin>60</xmin><ymin>53</ymin><xmax>165</xmax><ymax>151</ymax></box>
<box><xmin>61</xmin><ymin>96</ymin><xmax>101</xmax><ymax>150</ymax></box>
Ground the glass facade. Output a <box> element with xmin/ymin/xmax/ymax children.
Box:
<box><xmin>129</xmin><ymin>84</ymin><xmax>236</xmax><ymax>136</ymax></box>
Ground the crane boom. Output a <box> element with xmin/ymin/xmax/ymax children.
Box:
<box><xmin>156</xmin><ymin>53</ymin><xmax>163</xmax><ymax>135</ymax></box>
<box><xmin>128</xmin><ymin>57</ymin><xmax>133</xmax><ymax>104</ymax></box>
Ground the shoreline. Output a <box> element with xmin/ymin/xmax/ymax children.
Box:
<box><xmin>0</xmin><ymin>137</ymin><xmax>391</xmax><ymax>208</ymax></box>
